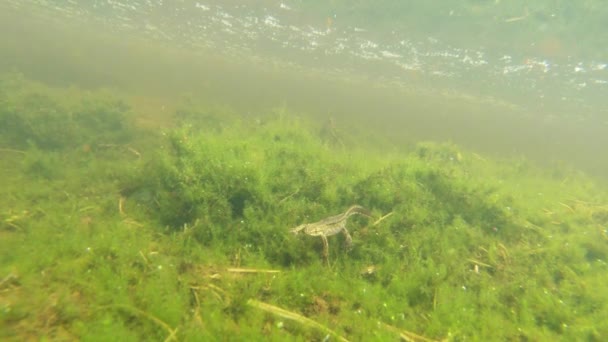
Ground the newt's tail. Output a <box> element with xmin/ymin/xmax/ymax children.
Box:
<box><xmin>345</xmin><ymin>205</ymin><xmax>372</xmax><ymax>218</ymax></box>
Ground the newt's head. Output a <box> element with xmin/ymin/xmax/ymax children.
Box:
<box><xmin>289</xmin><ymin>224</ymin><xmax>308</xmax><ymax>235</ymax></box>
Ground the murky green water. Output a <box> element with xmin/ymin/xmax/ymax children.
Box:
<box><xmin>1</xmin><ymin>1</ymin><xmax>607</xmax><ymax>340</ymax></box>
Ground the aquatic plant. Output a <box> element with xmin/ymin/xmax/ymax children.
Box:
<box><xmin>1</xmin><ymin>75</ymin><xmax>607</xmax><ymax>340</ymax></box>
<box><xmin>0</xmin><ymin>73</ymin><xmax>134</xmax><ymax>150</ymax></box>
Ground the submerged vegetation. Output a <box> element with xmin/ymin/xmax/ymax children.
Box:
<box><xmin>1</xmin><ymin>73</ymin><xmax>608</xmax><ymax>341</ymax></box>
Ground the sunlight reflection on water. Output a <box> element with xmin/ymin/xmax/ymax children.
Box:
<box><xmin>8</xmin><ymin>0</ymin><xmax>607</xmax><ymax>119</ymax></box>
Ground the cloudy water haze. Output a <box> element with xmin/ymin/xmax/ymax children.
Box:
<box><xmin>1</xmin><ymin>0</ymin><xmax>607</xmax><ymax>177</ymax></box>
<box><xmin>3</xmin><ymin>2</ymin><xmax>608</xmax><ymax>341</ymax></box>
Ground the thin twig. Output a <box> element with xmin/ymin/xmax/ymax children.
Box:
<box><xmin>504</xmin><ymin>7</ymin><xmax>529</xmax><ymax>23</ymax></box>
<box><xmin>278</xmin><ymin>189</ymin><xmax>300</xmax><ymax>204</ymax></box>
<box><xmin>127</xmin><ymin>147</ymin><xmax>141</xmax><ymax>159</ymax></box>
<box><xmin>373</xmin><ymin>211</ymin><xmax>394</xmax><ymax>226</ymax></box>
<box><xmin>558</xmin><ymin>202</ymin><xmax>575</xmax><ymax>213</ymax></box>
<box><xmin>102</xmin><ymin>304</ymin><xmax>178</xmax><ymax>341</ymax></box>
<box><xmin>247</xmin><ymin>299</ymin><xmax>349</xmax><ymax>342</ymax></box>
<box><xmin>466</xmin><ymin>258</ymin><xmax>493</xmax><ymax>268</ymax></box>
<box><xmin>227</xmin><ymin>268</ymin><xmax>281</xmax><ymax>274</ymax></box>
<box><xmin>122</xmin><ymin>218</ymin><xmax>144</xmax><ymax>227</ymax></box>
<box><xmin>0</xmin><ymin>148</ymin><xmax>26</xmax><ymax>155</ymax></box>
<box><xmin>4</xmin><ymin>221</ymin><xmax>22</xmax><ymax>231</ymax></box>
<box><xmin>0</xmin><ymin>273</ymin><xmax>19</xmax><ymax>288</ymax></box>
<box><xmin>379</xmin><ymin>322</ymin><xmax>440</xmax><ymax>342</ymax></box>
<box><xmin>119</xmin><ymin>196</ymin><xmax>126</xmax><ymax>216</ymax></box>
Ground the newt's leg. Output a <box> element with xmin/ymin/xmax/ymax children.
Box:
<box><xmin>321</xmin><ymin>235</ymin><xmax>329</xmax><ymax>265</ymax></box>
<box><xmin>342</xmin><ymin>228</ymin><xmax>353</xmax><ymax>250</ymax></box>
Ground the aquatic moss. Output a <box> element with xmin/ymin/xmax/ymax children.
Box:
<box><xmin>1</xmin><ymin>75</ymin><xmax>608</xmax><ymax>340</ymax></box>
<box><xmin>0</xmin><ymin>73</ymin><xmax>134</xmax><ymax>150</ymax></box>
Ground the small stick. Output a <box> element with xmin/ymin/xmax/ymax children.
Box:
<box><xmin>247</xmin><ymin>299</ymin><xmax>349</xmax><ymax>342</ymax></box>
<box><xmin>0</xmin><ymin>148</ymin><xmax>26</xmax><ymax>155</ymax></box>
<box><xmin>192</xmin><ymin>284</ymin><xmax>228</xmax><ymax>303</ymax></box>
<box><xmin>138</xmin><ymin>250</ymin><xmax>149</xmax><ymax>265</ymax></box>
<box><xmin>227</xmin><ymin>268</ymin><xmax>281</xmax><ymax>274</ymax></box>
<box><xmin>278</xmin><ymin>189</ymin><xmax>299</xmax><ymax>204</ymax></box>
<box><xmin>0</xmin><ymin>273</ymin><xmax>19</xmax><ymax>288</ymax></box>
<box><xmin>4</xmin><ymin>221</ymin><xmax>22</xmax><ymax>231</ymax></box>
<box><xmin>122</xmin><ymin>218</ymin><xmax>144</xmax><ymax>227</ymax></box>
<box><xmin>504</xmin><ymin>15</ymin><xmax>527</xmax><ymax>23</ymax></box>
<box><xmin>380</xmin><ymin>322</ymin><xmax>440</xmax><ymax>342</ymax></box>
<box><xmin>466</xmin><ymin>259</ymin><xmax>493</xmax><ymax>268</ymax></box>
<box><xmin>498</xmin><ymin>243</ymin><xmax>509</xmax><ymax>255</ymax></box>
<box><xmin>127</xmin><ymin>146</ymin><xmax>141</xmax><ymax>159</ymax></box>
<box><xmin>558</xmin><ymin>202</ymin><xmax>575</xmax><ymax>213</ymax></box>
<box><xmin>504</xmin><ymin>7</ymin><xmax>529</xmax><ymax>23</ymax></box>
<box><xmin>373</xmin><ymin>211</ymin><xmax>394</xmax><ymax>226</ymax></box>
<box><xmin>102</xmin><ymin>304</ymin><xmax>178</xmax><ymax>341</ymax></box>
<box><xmin>119</xmin><ymin>196</ymin><xmax>126</xmax><ymax>216</ymax></box>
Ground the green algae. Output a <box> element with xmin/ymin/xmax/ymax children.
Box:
<box><xmin>1</xmin><ymin>73</ymin><xmax>607</xmax><ymax>341</ymax></box>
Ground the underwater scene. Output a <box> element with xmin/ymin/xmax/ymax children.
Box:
<box><xmin>1</xmin><ymin>1</ymin><xmax>607</xmax><ymax>341</ymax></box>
